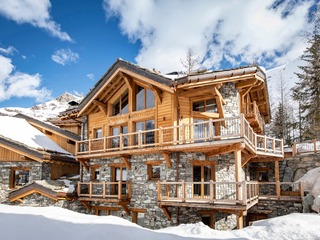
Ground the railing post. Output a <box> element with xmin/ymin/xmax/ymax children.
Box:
<box><xmin>276</xmin><ymin>181</ymin><xmax>280</xmax><ymax>198</ymax></box>
<box><xmin>138</xmin><ymin>130</ymin><xmax>142</xmax><ymax>148</ymax></box>
<box><xmin>300</xmin><ymin>182</ymin><xmax>304</xmax><ymax>199</ymax></box>
<box><xmin>210</xmin><ymin>180</ymin><xmax>214</xmax><ymax>202</ymax></box>
<box><xmin>118</xmin><ymin>181</ymin><xmax>122</xmax><ymax>200</ymax></box>
<box><xmin>181</xmin><ymin>124</ymin><xmax>186</xmax><ymax>144</ymax></box>
<box><xmin>75</xmin><ymin>141</ymin><xmax>79</xmax><ymax>154</ymax></box>
<box><xmin>182</xmin><ymin>180</ymin><xmax>186</xmax><ymax>202</ymax></box>
<box><xmin>280</xmin><ymin>139</ymin><xmax>284</xmax><ymax>155</ymax></box>
<box><xmin>159</xmin><ymin>127</ymin><xmax>163</xmax><ymax>146</ymax></box>
<box><xmin>89</xmin><ymin>181</ymin><xmax>92</xmax><ymax>198</ymax></box>
<box><xmin>102</xmin><ymin>181</ymin><xmax>106</xmax><ymax>198</ymax></box>
<box><xmin>314</xmin><ymin>139</ymin><xmax>317</xmax><ymax>153</ymax></box>
<box><xmin>242</xmin><ymin>181</ymin><xmax>246</xmax><ymax>205</ymax></box>
<box><xmin>209</xmin><ymin>119</ymin><xmax>213</xmax><ymax>140</ymax></box>
<box><xmin>272</xmin><ymin>137</ymin><xmax>276</xmax><ymax>153</ymax></box>
<box><xmin>77</xmin><ymin>182</ymin><xmax>80</xmax><ymax>196</ymax></box>
<box><xmin>292</xmin><ymin>143</ymin><xmax>297</xmax><ymax>156</ymax></box>
<box><xmin>89</xmin><ymin>140</ymin><xmax>92</xmax><ymax>154</ymax></box>
<box><xmin>240</xmin><ymin>114</ymin><xmax>244</xmax><ymax>137</ymax></box>
<box><xmin>157</xmin><ymin>181</ymin><xmax>161</xmax><ymax>200</ymax></box>
<box><xmin>119</xmin><ymin>133</ymin><xmax>123</xmax><ymax>150</ymax></box>
<box><xmin>103</xmin><ymin>137</ymin><xmax>106</xmax><ymax>152</ymax></box>
<box><xmin>264</xmin><ymin>136</ymin><xmax>267</xmax><ymax>152</ymax></box>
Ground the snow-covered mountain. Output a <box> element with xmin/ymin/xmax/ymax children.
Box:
<box><xmin>266</xmin><ymin>57</ymin><xmax>304</xmax><ymax>110</ymax></box>
<box><xmin>0</xmin><ymin>93</ymin><xmax>82</xmax><ymax>121</ymax></box>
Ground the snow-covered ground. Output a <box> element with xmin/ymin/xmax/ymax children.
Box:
<box><xmin>0</xmin><ymin>204</ymin><xmax>319</xmax><ymax>240</ymax></box>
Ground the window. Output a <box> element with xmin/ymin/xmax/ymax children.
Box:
<box><xmin>136</xmin><ymin>85</ymin><xmax>155</xmax><ymax>111</ymax></box>
<box><xmin>135</xmin><ymin>120</ymin><xmax>155</xmax><ymax>144</ymax></box>
<box><xmin>91</xmin><ymin>165</ymin><xmax>101</xmax><ymax>181</ymax></box>
<box><xmin>95</xmin><ymin>128</ymin><xmax>103</xmax><ymax>138</ymax></box>
<box><xmin>111</xmin><ymin>125</ymin><xmax>128</xmax><ymax>148</ymax></box>
<box><xmin>193</xmin><ymin>119</ymin><xmax>215</xmax><ymax>140</ymax></box>
<box><xmin>112</xmin><ymin>91</ymin><xmax>129</xmax><ymax>116</ymax></box>
<box><xmin>193</xmin><ymin>165</ymin><xmax>214</xmax><ymax>197</ymax></box>
<box><xmin>193</xmin><ymin>98</ymin><xmax>217</xmax><ymax>112</ymax></box>
<box><xmin>111</xmin><ymin>166</ymin><xmax>127</xmax><ymax>195</ymax></box>
<box><xmin>257</xmin><ymin>168</ymin><xmax>269</xmax><ymax>182</ymax></box>
<box><xmin>147</xmin><ymin>162</ymin><xmax>161</xmax><ymax>180</ymax></box>
<box><xmin>10</xmin><ymin>168</ymin><xmax>30</xmax><ymax>188</ymax></box>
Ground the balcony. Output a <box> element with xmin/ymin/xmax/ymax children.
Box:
<box><xmin>244</xmin><ymin>101</ymin><xmax>264</xmax><ymax>133</ymax></box>
<box><xmin>157</xmin><ymin>181</ymin><xmax>304</xmax><ymax>216</ymax></box>
<box><xmin>76</xmin><ymin>114</ymin><xmax>283</xmax><ymax>159</ymax></box>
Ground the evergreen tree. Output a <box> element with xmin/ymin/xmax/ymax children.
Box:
<box><xmin>292</xmin><ymin>11</ymin><xmax>320</xmax><ymax>140</ymax></box>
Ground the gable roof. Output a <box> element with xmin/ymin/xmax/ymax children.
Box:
<box><xmin>0</xmin><ymin>116</ymin><xmax>76</xmax><ymax>163</ymax></box>
<box><xmin>78</xmin><ymin>58</ymin><xmax>174</xmax><ymax>115</ymax></box>
<box><xmin>15</xmin><ymin>113</ymin><xmax>80</xmax><ymax>141</ymax></box>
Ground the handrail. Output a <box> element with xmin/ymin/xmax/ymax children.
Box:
<box><xmin>245</xmin><ymin>101</ymin><xmax>264</xmax><ymax>131</ymax></box>
<box><xmin>292</xmin><ymin>139</ymin><xmax>320</xmax><ymax>156</ymax></box>
<box><xmin>76</xmin><ymin>114</ymin><xmax>283</xmax><ymax>156</ymax></box>
<box><xmin>77</xmin><ymin>181</ymin><xmax>131</xmax><ymax>200</ymax></box>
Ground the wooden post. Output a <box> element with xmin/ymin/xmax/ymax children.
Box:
<box><xmin>89</xmin><ymin>182</ymin><xmax>92</xmax><ymax>198</ymax></box>
<box><xmin>210</xmin><ymin>180</ymin><xmax>214</xmax><ymax>202</ymax></box>
<box><xmin>77</xmin><ymin>182</ymin><xmax>81</xmax><ymax>196</ymax></box>
<box><xmin>272</xmin><ymin>137</ymin><xmax>276</xmax><ymax>153</ymax></box>
<box><xmin>300</xmin><ymin>181</ymin><xmax>304</xmax><ymax>199</ymax></box>
<box><xmin>275</xmin><ymin>161</ymin><xmax>280</xmax><ymax>198</ymax></box>
<box><xmin>314</xmin><ymin>139</ymin><xmax>317</xmax><ymax>153</ymax></box>
<box><xmin>182</xmin><ymin>180</ymin><xmax>186</xmax><ymax>202</ymax></box>
<box><xmin>138</xmin><ymin>130</ymin><xmax>142</xmax><ymax>148</ymax></box>
<box><xmin>242</xmin><ymin>181</ymin><xmax>247</xmax><ymax>204</ymax></box>
<box><xmin>118</xmin><ymin>181</ymin><xmax>122</xmax><ymax>200</ymax></box>
<box><xmin>89</xmin><ymin>140</ymin><xmax>92</xmax><ymax>154</ymax></box>
<box><xmin>240</xmin><ymin>114</ymin><xmax>244</xmax><ymax>137</ymax></box>
<box><xmin>75</xmin><ymin>141</ymin><xmax>79</xmax><ymax>154</ymax></box>
<box><xmin>292</xmin><ymin>143</ymin><xmax>297</xmax><ymax>156</ymax></box>
<box><xmin>159</xmin><ymin>127</ymin><xmax>163</xmax><ymax>146</ymax></box>
<box><xmin>119</xmin><ymin>133</ymin><xmax>123</xmax><ymax>150</ymax></box>
<box><xmin>103</xmin><ymin>181</ymin><xmax>106</xmax><ymax>198</ymax></box>
<box><xmin>236</xmin><ymin>214</ymin><xmax>243</xmax><ymax>229</ymax></box>
<box><xmin>157</xmin><ymin>181</ymin><xmax>161</xmax><ymax>200</ymax></box>
<box><xmin>103</xmin><ymin>137</ymin><xmax>106</xmax><ymax>152</ymax></box>
<box><xmin>235</xmin><ymin>150</ymin><xmax>242</xmax><ymax>201</ymax></box>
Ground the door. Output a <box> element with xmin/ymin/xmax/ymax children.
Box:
<box><xmin>112</xmin><ymin>166</ymin><xmax>127</xmax><ymax>195</ymax></box>
<box><xmin>193</xmin><ymin>165</ymin><xmax>214</xmax><ymax>197</ymax></box>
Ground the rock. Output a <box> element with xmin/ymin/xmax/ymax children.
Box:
<box><xmin>293</xmin><ymin>168</ymin><xmax>307</xmax><ymax>182</ymax></box>
<box><xmin>303</xmin><ymin>193</ymin><xmax>315</xmax><ymax>213</ymax></box>
<box><xmin>282</xmin><ymin>167</ymin><xmax>294</xmax><ymax>190</ymax></box>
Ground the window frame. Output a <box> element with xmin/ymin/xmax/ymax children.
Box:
<box><xmin>145</xmin><ymin>160</ymin><xmax>162</xmax><ymax>181</ymax></box>
<box><xmin>192</xmin><ymin>98</ymin><xmax>218</xmax><ymax>113</ymax></box>
<box><xmin>135</xmin><ymin>85</ymin><xmax>155</xmax><ymax>111</ymax></box>
<box><xmin>111</xmin><ymin>90</ymin><xmax>129</xmax><ymax>116</ymax></box>
<box><xmin>10</xmin><ymin>167</ymin><xmax>31</xmax><ymax>189</ymax></box>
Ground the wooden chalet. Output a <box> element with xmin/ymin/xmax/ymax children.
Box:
<box><xmin>0</xmin><ymin>116</ymin><xmax>79</xmax><ymax>203</ymax></box>
<box><xmin>74</xmin><ymin>59</ymin><xmax>300</xmax><ymax>229</ymax></box>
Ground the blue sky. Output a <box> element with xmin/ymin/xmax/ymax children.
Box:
<box><xmin>0</xmin><ymin>0</ymin><xmax>318</xmax><ymax>108</ymax></box>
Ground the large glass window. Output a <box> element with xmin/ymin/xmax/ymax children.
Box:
<box><xmin>193</xmin><ymin>98</ymin><xmax>217</xmax><ymax>112</ymax></box>
<box><xmin>112</xmin><ymin>91</ymin><xmax>129</xmax><ymax>116</ymax></box>
<box><xmin>135</xmin><ymin>120</ymin><xmax>155</xmax><ymax>145</ymax></box>
<box><xmin>136</xmin><ymin>86</ymin><xmax>155</xmax><ymax>111</ymax></box>
<box><xmin>111</xmin><ymin>126</ymin><xmax>128</xmax><ymax>148</ymax></box>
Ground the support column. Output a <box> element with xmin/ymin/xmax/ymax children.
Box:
<box><xmin>275</xmin><ymin>160</ymin><xmax>280</xmax><ymax>198</ymax></box>
<box><xmin>236</xmin><ymin>214</ymin><xmax>244</xmax><ymax>229</ymax></box>
<box><xmin>235</xmin><ymin>150</ymin><xmax>243</xmax><ymax>201</ymax></box>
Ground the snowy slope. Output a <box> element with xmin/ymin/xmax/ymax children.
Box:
<box><xmin>0</xmin><ymin>204</ymin><xmax>319</xmax><ymax>240</ymax></box>
<box><xmin>266</xmin><ymin>57</ymin><xmax>304</xmax><ymax>109</ymax></box>
<box><xmin>0</xmin><ymin>92</ymin><xmax>82</xmax><ymax>121</ymax></box>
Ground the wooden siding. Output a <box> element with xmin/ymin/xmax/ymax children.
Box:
<box><xmin>88</xmin><ymin>111</ymin><xmax>107</xmax><ymax>139</ymax></box>
<box><xmin>59</xmin><ymin>125</ymin><xmax>81</xmax><ymax>135</ymax></box>
<box><xmin>0</xmin><ymin>146</ymin><xmax>27</xmax><ymax>162</ymax></box>
<box><xmin>157</xmin><ymin>92</ymin><xmax>173</xmax><ymax>128</ymax></box>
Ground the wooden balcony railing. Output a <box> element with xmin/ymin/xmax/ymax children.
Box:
<box><xmin>76</xmin><ymin>114</ymin><xmax>283</xmax><ymax>156</ymax></box>
<box><xmin>258</xmin><ymin>181</ymin><xmax>304</xmax><ymax>199</ymax></box>
<box><xmin>77</xmin><ymin>181</ymin><xmax>131</xmax><ymax>200</ymax></box>
<box><xmin>244</xmin><ymin>101</ymin><xmax>264</xmax><ymax>131</ymax></box>
<box><xmin>157</xmin><ymin>181</ymin><xmax>259</xmax><ymax>207</ymax></box>
<box><xmin>292</xmin><ymin>139</ymin><xmax>320</xmax><ymax>156</ymax></box>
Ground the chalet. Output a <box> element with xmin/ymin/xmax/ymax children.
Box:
<box><xmin>0</xmin><ymin>116</ymin><xmax>79</xmax><ymax>203</ymax></box>
<box><xmin>73</xmin><ymin>59</ymin><xmax>301</xmax><ymax>230</ymax></box>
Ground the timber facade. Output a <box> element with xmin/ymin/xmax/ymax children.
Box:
<box><xmin>74</xmin><ymin>59</ymin><xmax>303</xmax><ymax>229</ymax></box>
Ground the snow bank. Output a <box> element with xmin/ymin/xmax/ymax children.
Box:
<box><xmin>0</xmin><ymin>204</ymin><xmax>320</xmax><ymax>240</ymax></box>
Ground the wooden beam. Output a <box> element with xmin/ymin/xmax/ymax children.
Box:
<box><xmin>236</xmin><ymin>214</ymin><xmax>244</xmax><ymax>229</ymax></box>
<box><xmin>81</xmin><ymin>201</ymin><xmax>92</xmax><ymax>212</ymax></box>
<box><xmin>119</xmin><ymin>202</ymin><xmax>130</xmax><ymax>215</ymax></box>
<box><xmin>161</xmin><ymin>207</ymin><xmax>171</xmax><ymax>220</ymax></box>
<box><xmin>241</xmin><ymin>153</ymin><xmax>256</xmax><ymax>167</ymax></box>
<box><xmin>236</xmin><ymin>79</ymin><xmax>257</xmax><ymax>89</ymax></box>
<box><xmin>206</xmin><ymin>143</ymin><xmax>244</xmax><ymax>158</ymax></box>
<box><xmin>119</xmin><ymin>72</ymin><xmax>133</xmax><ymax>90</ymax></box>
<box><xmin>121</xmin><ymin>155</ymin><xmax>131</xmax><ymax>170</ymax></box>
<box><xmin>78</xmin><ymin>159</ymin><xmax>89</xmax><ymax>172</ymax></box>
<box><xmin>162</xmin><ymin>151</ymin><xmax>172</xmax><ymax>168</ymax></box>
<box><xmin>212</xmin><ymin>87</ymin><xmax>226</xmax><ymax>105</ymax></box>
<box><xmin>92</xmin><ymin>100</ymin><xmax>108</xmax><ymax>117</ymax></box>
<box><xmin>178</xmin><ymin>87</ymin><xmax>214</xmax><ymax>97</ymax></box>
<box><xmin>275</xmin><ymin>160</ymin><xmax>280</xmax><ymax>198</ymax></box>
<box><xmin>148</xmin><ymin>84</ymin><xmax>162</xmax><ymax>104</ymax></box>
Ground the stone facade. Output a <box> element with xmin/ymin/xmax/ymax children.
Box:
<box><xmin>0</xmin><ymin>161</ymin><xmax>51</xmax><ymax>203</ymax></box>
<box><xmin>84</xmin><ymin>152</ymin><xmax>239</xmax><ymax>230</ymax></box>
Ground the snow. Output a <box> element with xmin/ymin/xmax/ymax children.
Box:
<box><xmin>57</xmin><ymin>179</ymin><xmax>75</xmax><ymax>193</ymax></box>
<box><xmin>0</xmin><ymin>92</ymin><xmax>82</xmax><ymax>121</ymax></box>
<box><xmin>296</xmin><ymin>167</ymin><xmax>320</xmax><ymax>213</ymax></box>
<box><xmin>0</xmin><ymin>116</ymin><xmax>70</xmax><ymax>154</ymax></box>
<box><xmin>0</xmin><ymin>204</ymin><xmax>319</xmax><ymax>240</ymax></box>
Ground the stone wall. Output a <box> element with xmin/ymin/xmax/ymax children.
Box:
<box><xmin>221</xmin><ymin>82</ymin><xmax>240</xmax><ymax>118</ymax></box>
<box><xmin>84</xmin><ymin>152</ymin><xmax>238</xmax><ymax>230</ymax></box>
<box><xmin>0</xmin><ymin>161</ymin><xmax>50</xmax><ymax>203</ymax></box>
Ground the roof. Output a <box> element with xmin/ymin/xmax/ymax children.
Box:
<box><xmin>15</xmin><ymin>113</ymin><xmax>80</xmax><ymax>141</ymax></box>
<box><xmin>0</xmin><ymin>116</ymin><xmax>76</xmax><ymax>163</ymax></box>
<box><xmin>173</xmin><ymin>65</ymin><xmax>267</xmax><ymax>86</ymax></box>
<box><xmin>78</xmin><ymin>58</ymin><xmax>173</xmax><ymax>112</ymax></box>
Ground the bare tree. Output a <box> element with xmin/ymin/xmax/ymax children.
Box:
<box><xmin>180</xmin><ymin>48</ymin><xmax>199</xmax><ymax>74</ymax></box>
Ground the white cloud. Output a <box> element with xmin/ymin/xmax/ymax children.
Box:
<box><xmin>0</xmin><ymin>55</ymin><xmax>51</xmax><ymax>102</ymax></box>
<box><xmin>0</xmin><ymin>0</ymin><xmax>72</xmax><ymax>42</ymax></box>
<box><xmin>104</xmin><ymin>0</ymin><xmax>316</xmax><ymax>72</ymax></box>
<box><xmin>86</xmin><ymin>73</ymin><xmax>95</xmax><ymax>81</ymax></box>
<box><xmin>0</xmin><ymin>46</ymin><xmax>17</xmax><ymax>55</ymax></box>
<box><xmin>51</xmin><ymin>48</ymin><xmax>79</xmax><ymax>66</ymax></box>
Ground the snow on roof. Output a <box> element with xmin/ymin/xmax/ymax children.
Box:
<box><xmin>0</xmin><ymin>116</ymin><xmax>70</xmax><ymax>155</ymax></box>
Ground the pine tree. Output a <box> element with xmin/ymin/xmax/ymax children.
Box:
<box><xmin>292</xmin><ymin>11</ymin><xmax>320</xmax><ymax>140</ymax></box>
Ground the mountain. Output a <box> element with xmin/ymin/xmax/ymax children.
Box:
<box><xmin>0</xmin><ymin>93</ymin><xmax>82</xmax><ymax>121</ymax></box>
<box><xmin>266</xmin><ymin>57</ymin><xmax>304</xmax><ymax>112</ymax></box>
